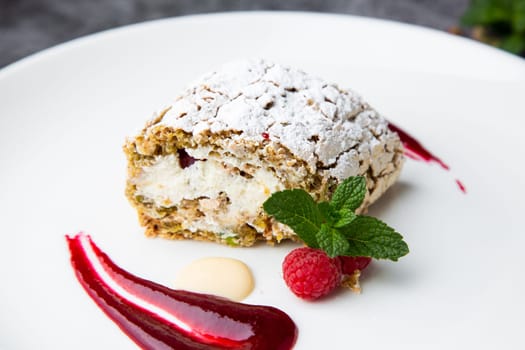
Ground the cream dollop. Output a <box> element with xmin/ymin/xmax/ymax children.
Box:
<box><xmin>174</xmin><ymin>257</ymin><xmax>255</xmax><ymax>301</ymax></box>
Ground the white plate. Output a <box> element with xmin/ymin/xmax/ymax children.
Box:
<box><xmin>1</xmin><ymin>12</ymin><xmax>524</xmax><ymax>349</ymax></box>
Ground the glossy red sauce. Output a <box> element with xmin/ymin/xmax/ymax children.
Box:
<box><xmin>387</xmin><ymin>123</ymin><xmax>449</xmax><ymax>170</ymax></box>
<box><xmin>388</xmin><ymin>122</ymin><xmax>466</xmax><ymax>193</ymax></box>
<box><xmin>455</xmin><ymin>179</ymin><xmax>467</xmax><ymax>194</ymax></box>
<box><xmin>66</xmin><ymin>233</ymin><xmax>297</xmax><ymax>350</ymax></box>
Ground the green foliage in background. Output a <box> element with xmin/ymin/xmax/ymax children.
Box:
<box><xmin>462</xmin><ymin>0</ymin><xmax>525</xmax><ymax>54</ymax></box>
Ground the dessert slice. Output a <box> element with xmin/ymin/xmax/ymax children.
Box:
<box><xmin>124</xmin><ymin>59</ymin><xmax>404</xmax><ymax>246</ymax></box>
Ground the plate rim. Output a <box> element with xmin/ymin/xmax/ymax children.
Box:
<box><xmin>1</xmin><ymin>11</ymin><xmax>524</xmax><ymax>80</ymax></box>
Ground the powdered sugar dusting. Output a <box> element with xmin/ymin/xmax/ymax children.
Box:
<box><xmin>152</xmin><ymin>59</ymin><xmax>399</xmax><ymax>178</ymax></box>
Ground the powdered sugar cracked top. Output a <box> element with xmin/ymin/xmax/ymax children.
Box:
<box><xmin>154</xmin><ymin>59</ymin><xmax>399</xmax><ymax>178</ymax></box>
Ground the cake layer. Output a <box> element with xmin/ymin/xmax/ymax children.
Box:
<box><xmin>124</xmin><ymin>59</ymin><xmax>404</xmax><ymax>246</ymax></box>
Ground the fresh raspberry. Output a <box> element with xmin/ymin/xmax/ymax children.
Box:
<box><xmin>282</xmin><ymin>247</ymin><xmax>342</xmax><ymax>300</ymax></box>
<box><xmin>338</xmin><ymin>256</ymin><xmax>372</xmax><ymax>275</ymax></box>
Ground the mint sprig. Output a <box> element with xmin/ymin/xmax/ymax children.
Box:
<box><xmin>263</xmin><ymin>176</ymin><xmax>409</xmax><ymax>260</ymax></box>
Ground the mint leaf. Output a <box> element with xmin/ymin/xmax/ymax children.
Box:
<box><xmin>316</xmin><ymin>224</ymin><xmax>349</xmax><ymax>258</ymax></box>
<box><xmin>263</xmin><ymin>189</ymin><xmax>322</xmax><ymax>248</ymax></box>
<box><xmin>333</xmin><ymin>208</ymin><xmax>357</xmax><ymax>228</ymax></box>
<box><xmin>340</xmin><ymin>216</ymin><xmax>409</xmax><ymax>261</ymax></box>
<box><xmin>330</xmin><ymin>176</ymin><xmax>366</xmax><ymax>212</ymax></box>
<box><xmin>317</xmin><ymin>201</ymin><xmax>336</xmax><ymax>225</ymax></box>
<box><xmin>319</xmin><ymin>202</ymin><xmax>357</xmax><ymax>228</ymax></box>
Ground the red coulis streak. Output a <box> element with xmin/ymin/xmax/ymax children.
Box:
<box><xmin>66</xmin><ymin>233</ymin><xmax>298</xmax><ymax>350</ymax></box>
<box><xmin>387</xmin><ymin>123</ymin><xmax>449</xmax><ymax>170</ymax></box>
<box><xmin>388</xmin><ymin>122</ymin><xmax>466</xmax><ymax>193</ymax></box>
<box><xmin>455</xmin><ymin>179</ymin><xmax>467</xmax><ymax>194</ymax></box>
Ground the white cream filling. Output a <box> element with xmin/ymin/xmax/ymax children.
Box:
<box><xmin>133</xmin><ymin>153</ymin><xmax>284</xmax><ymax>234</ymax></box>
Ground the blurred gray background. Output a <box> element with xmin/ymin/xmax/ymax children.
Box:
<box><xmin>0</xmin><ymin>0</ymin><xmax>470</xmax><ymax>68</ymax></box>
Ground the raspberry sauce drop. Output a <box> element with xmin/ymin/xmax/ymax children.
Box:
<box><xmin>388</xmin><ymin>122</ymin><xmax>466</xmax><ymax>193</ymax></box>
<box><xmin>66</xmin><ymin>233</ymin><xmax>297</xmax><ymax>350</ymax></box>
<box><xmin>387</xmin><ymin>122</ymin><xmax>449</xmax><ymax>170</ymax></box>
<box><xmin>455</xmin><ymin>179</ymin><xmax>467</xmax><ymax>194</ymax></box>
